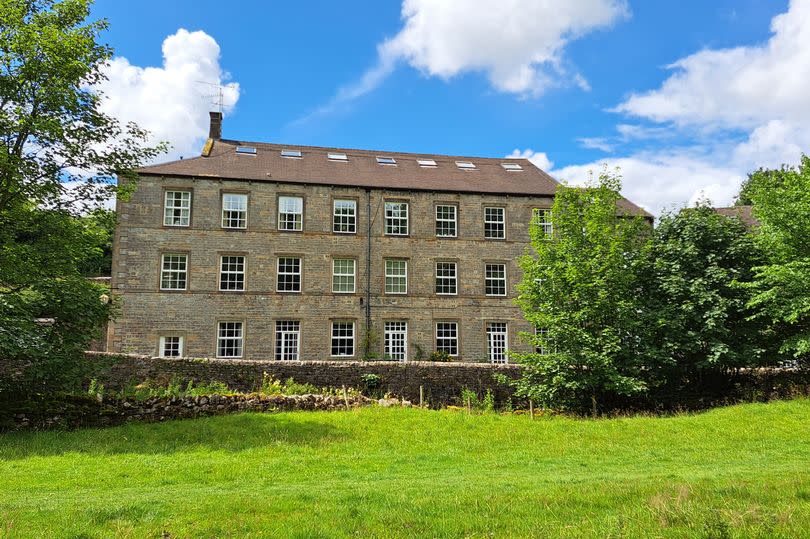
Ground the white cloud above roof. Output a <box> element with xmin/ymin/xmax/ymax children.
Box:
<box><xmin>554</xmin><ymin>0</ymin><xmax>810</xmax><ymax>215</ymax></box>
<box><xmin>294</xmin><ymin>0</ymin><xmax>628</xmax><ymax>124</ymax></box>
<box><xmin>382</xmin><ymin>0</ymin><xmax>628</xmax><ymax>97</ymax></box>
<box><xmin>97</xmin><ymin>28</ymin><xmax>240</xmax><ymax>162</ymax></box>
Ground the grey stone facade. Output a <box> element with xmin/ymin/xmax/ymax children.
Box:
<box><xmin>109</xmin><ymin>173</ymin><xmax>554</xmax><ymax>361</ymax></box>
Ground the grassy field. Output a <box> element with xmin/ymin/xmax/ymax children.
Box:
<box><xmin>1</xmin><ymin>400</ymin><xmax>809</xmax><ymax>538</ymax></box>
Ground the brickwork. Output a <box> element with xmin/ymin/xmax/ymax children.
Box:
<box><xmin>109</xmin><ymin>174</ymin><xmax>553</xmax><ymax>361</ymax></box>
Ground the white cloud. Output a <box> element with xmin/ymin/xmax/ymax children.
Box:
<box><xmin>507</xmin><ymin>148</ymin><xmax>554</xmax><ymax>171</ymax></box>
<box><xmin>557</xmin><ymin>0</ymin><xmax>810</xmax><ymax>215</ymax></box>
<box><xmin>97</xmin><ymin>28</ymin><xmax>240</xmax><ymax>162</ymax></box>
<box><xmin>614</xmin><ymin>0</ymin><xmax>810</xmax><ymax>130</ymax></box>
<box><xmin>294</xmin><ymin>0</ymin><xmax>627</xmax><ymax>123</ymax></box>
<box><xmin>383</xmin><ymin>0</ymin><xmax>628</xmax><ymax>97</ymax></box>
<box><xmin>552</xmin><ymin>152</ymin><xmax>744</xmax><ymax>215</ymax></box>
<box><xmin>577</xmin><ymin>137</ymin><xmax>615</xmax><ymax>152</ymax></box>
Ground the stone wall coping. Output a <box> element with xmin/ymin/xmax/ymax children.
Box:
<box><xmin>85</xmin><ymin>351</ymin><xmax>523</xmax><ymax>370</ymax></box>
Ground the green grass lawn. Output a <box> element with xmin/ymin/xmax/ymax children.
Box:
<box><xmin>1</xmin><ymin>400</ymin><xmax>809</xmax><ymax>538</ymax></box>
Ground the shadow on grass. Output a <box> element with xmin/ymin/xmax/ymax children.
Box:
<box><xmin>0</xmin><ymin>412</ymin><xmax>348</xmax><ymax>459</ymax></box>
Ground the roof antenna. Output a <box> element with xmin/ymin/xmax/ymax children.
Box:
<box><xmin>196</xmin><ymin>80</ymin><xmax>225</xmax><ymax>112</ymax></box>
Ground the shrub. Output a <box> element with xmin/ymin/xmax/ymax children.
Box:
<box><xmin>428</xmin><ymin>350</ymin><xmax>452</xmax><ymax>362</ymax></box>
<box><xmin>460</xmin><ymin>388</ymin><xmax>496</xmax><ymax>413</ymax></box>
<box><xmin>359</xmin><ymin>373</ymin><xmax>383</xmax><ymax>398</ymax></box>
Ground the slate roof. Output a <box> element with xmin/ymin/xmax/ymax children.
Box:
<box><xmin>138</xmin><ymin>138</ymin><xmax>652</xmax><ymax>217</ymax></box>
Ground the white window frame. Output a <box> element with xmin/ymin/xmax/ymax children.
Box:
<box><xmin>533</xmin><ymin>208</ymin><xmax>553</xmax><ymax>239</ymax></box>
<box><xmin>384</xmin><ymin>201</ymin><xmax>409</xmax><ymax>236</ymax></box>
<box><xmin>219</xmin><ymin>255</ymin><xmax>246</xmax><ymax>292</ymax></box>
<box><xmin>221</xmin><ymin>193</ymin><xmax>248</xmax><ymax>229</ymax></box>
<box><xmin>487</xmin><ymin>322</ymin><xmax>508</xmax><ymax>364</ymax></box>
<box><xmin>435</xmin><ymin>322</ymin><xmax>459</xmax><ymax>357</ymax></box>
<box><xmin>159</xmin><ymin>335</ymin><xmax>184</xmax><ymax>358</ymax></box>
<box><xmin>217</xmin><ymin>321</ymin><xmax>244</xmax><ymax>358</ymax></box>
<box><xmin>332</xmin><ymin>258</ymin><xmax>356</xmax><ymax>293</ymax></box>
<box><xmin>435</xmin><ymin>262</ymin><xmax>458</xmax><ymax>295</ymax></box>
<box><xmin>163</xmin><ymin>190</ymin><xmax>191</xmax><ymax>227</ymax></box>
<box><xmin>435</xmin><ymin>204</ymin><xmax>457</xmax><ymax>238</ymax></box>
<box><xmin>160</xmin><ymin>253</ymin><xmax>188</xmax><ymax>291</ymax></box>
<box><xmin>384</xmin><ymin>259</ymin><xmax>408</xmax><ymax>295</ymax></box>
<box><xmin>278</xmin><ymin>195</ymin><xmax>303</xmax><ymax>231</ymax></box>
<box><xmin>330</xmin><ymin>321</ymin><xmax>355</xmax><ymax>357</ymax></box>
<box><xmin>275</xmin><ymin>320</ymin><xmax>301</xmax><ymax>361</ymax></box>
<box><xmin>485</xmin><ymin>263</ymin><xmax>507</xmax><ymax>297</ymax></box>
<box><xmin>535</xmin><ymin>326</ymin><xmax>551</xmax><ymax>355</ymax></box>
<box><xmin>276</xmin><ymin>257</ymin><xmax>302</xmax><ymax>293</ymax></box>
<box><xmin>484</xmin><ymin>207</ymin><xmax>506</xmax><ymax>239</ymax></box>
<box><xmin>384</xmin><ymin>321</ymin><xmax>408</xmax><ymax>361</ymax></box>
<box><xmin>333</xmin><ymin>199</ymin><xmax>357</xmax><ymax>234</ymax></box>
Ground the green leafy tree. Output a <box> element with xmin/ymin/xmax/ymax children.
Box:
<box><xmin>511</xmin><ymin>169</ymin><xmax>652</xmax><ymax>413</ymax></box>
<box><xmin>76</xmin><ymin>208</ymin><xmax>116</xmax><ymax>277</ymax></box>
<box><xmin>644</xmin><ymin>204</ymin><xmax>773</xmax><ymax>389</ymax></box>
<box><xmin>0</xmin><ymin>0</ymin><xmax>165</xmax><ymax>396</ymax></box>
<box><xmin>745</xmin><ymin>156</ymin><xmax>810</xmax><ymax>362</ymax></box>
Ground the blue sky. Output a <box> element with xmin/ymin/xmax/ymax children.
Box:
<box><xmin>92</xmin><ymin>0</ymin><xmax>807</xmax><ymax>214</ymax></box>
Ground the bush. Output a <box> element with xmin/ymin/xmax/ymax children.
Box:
<box><xmin>359</xmin><ymin>373</ymin><xmax>383</xmax><ymax>398</ymax></box>
<box><xmin>116</xmin><ymin>379</ymin><xmax>234</xmax><ymax>401</ymax></box>
<box><xmin>460</xmin><ymin>388</ymin><xmax>496</xmax><ymax>413</ymax></box>
<box><xmin>428</xmin><ymin>350</ymin><xmax>452</xmax><ymax>362</ymax></box>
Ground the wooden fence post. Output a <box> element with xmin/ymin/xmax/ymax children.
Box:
<box><xmin>342</xmin><ymin>385</ymin><xmax>349</xmax><ymax>410</ymax></box>
<box><xmin>529</xmin><ymin>399</ymin><xmax>534</xmax><ymax>420</ymax></box>
<box><xmin>419</xmin><ymin>385</ymin><xmax>424</xmax><ymax>408</ymax></box>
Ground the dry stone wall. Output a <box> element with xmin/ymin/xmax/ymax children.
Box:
<box><xmin>92</xmin><ymin>352</ymin><xmax>521</xmax><ymax>404</ymax></box>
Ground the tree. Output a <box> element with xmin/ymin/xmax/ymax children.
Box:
<box><xmin>745</xmin><ymin>156</ymin><xmax>810</xmax><ymax>362</ymax></box>
<box><xmin>0</xmin><ymin>0</ymin><xmax>164</xmax><ymax>396</ymax></box>
<box><xmin>0</xmin><ymin>0</ymin><xmax>164</xmax><ymax>215</ymax></box>
<box><xmin>511</xmin><ymin>168</ymin><xmax>652</xmax><ymax>413</ymax></box>
<box><xmin>644</xmin><ymin>204</ymin><xmax>773</xmax><ymax>389</ymax></box>
<box><xmin>76</xmin><ymin>208</ymin><xmax>116</xmax><ymax>277</ymax></box>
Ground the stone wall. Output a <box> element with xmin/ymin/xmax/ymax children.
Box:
<box><xmin>2</xmin><ymin>393</ymin><xmax>374</xmax><ymax>431</ymax></box>
<box><xmin>91</xmin><ymin>352</ymin><xmax>521</xmax><ymax>405</ymax></box>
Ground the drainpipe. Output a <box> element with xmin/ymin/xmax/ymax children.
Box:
<box><xmin>365</xmin><ymin>188</ymin><xmax>372</xmax><ymax>354</ymax></box>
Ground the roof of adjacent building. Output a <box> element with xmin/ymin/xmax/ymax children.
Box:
<box><xmin>714</xmin><ymin>205</ymin><xmax>758</xmax><ymax>226</ymax></box>
<box><xmin>138</xmin><ymin>138</ymin><xmax>652</xmax><ymax>217</ymax></box>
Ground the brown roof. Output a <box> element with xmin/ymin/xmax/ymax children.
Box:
<box><xmin>714</xmin><ymin>205</ymin><xmax>758</xmax><ymax>226</ymax></box>
<box><xmin>138</xmin><ymin>138</ymin><xmax>651</xmax><ymax>217</ymax></box>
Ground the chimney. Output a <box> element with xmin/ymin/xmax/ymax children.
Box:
<box><xmin>208</xmin><ymin>111</ymin><xmax>223</xmax><ymax>140</ymax></box>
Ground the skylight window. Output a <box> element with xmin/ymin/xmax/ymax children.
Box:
<box><xmin>235</xmin><ymin>146</ymin><xmax>257</xmax><ymax>155</ymax></box>
<box><xmin>376</xmin><ymin>156</ymin><xmax>397</xmax><ymax>165</ymax></box>
<box><xmin>281</xmin><ymin>149</ymin><xmax>302</xmax><ymax>158</ymax></box>
<box><xmin>455</xmin><ymin>161</ymin><xmax>476</xmax><ymax>169</ymax></box>
<box><xmin>417</xmin><ymin>159</ymin><xmax>437</xmax><ymax>167</ymax></box>
<box><xmin>328</xmin><ymin>152</ymin><xmax>348</xmax><ymax>161</ymax></box>
<box><xmin>501</xmin><ymin>163</ymin><xmax>523</xmax><ymax>171</ymax></box>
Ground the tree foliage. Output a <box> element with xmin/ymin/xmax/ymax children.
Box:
<box><xmin>0</xmin><ymin>0</ymin><xmax>164</xmax><ymax>396</ymax></box>
<box><xmin>512</xmin><ymin>169</ymin><xmax>652</xmax><ymax>413</ymax></box>
<box><xmin>745</xmin><ymin>156</ymin><xmax>810</xmax><ymax>361</ymax></box>
<box><xmin>0</xmin><ymin>0</ymin><xmax>165</xmax><ymax>214</ymax></box>
<box><xmin>644</xmin><ymin>204</ymin><xmax>772</xmax><ymax>387</ymax></box>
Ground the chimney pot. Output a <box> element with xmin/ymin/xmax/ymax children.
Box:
<box><xmin>209</xmin><ymin>111</ymin><xmax>223</xmax><ymax>140</ymax></box>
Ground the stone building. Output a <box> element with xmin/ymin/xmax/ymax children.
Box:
<box><xmin>108</xmin><ymin>113</ymin><xmax>650</xmax><ymax>362</ymax></box>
